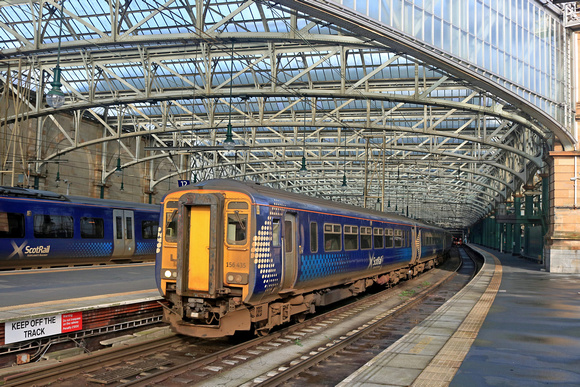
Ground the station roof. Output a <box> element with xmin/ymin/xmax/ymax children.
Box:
<box><xmin>0</xmin><ymin>0</ymin><xmax>560</xmax><ymax>231</ymax></box>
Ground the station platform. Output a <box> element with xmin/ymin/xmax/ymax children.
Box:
<box><xmin>0</xmin><ymin>263</ymin><xmax>161</xmax><ymax>347</ymax></box>
<box><xmin>339</xmin><ymin>245</ymin><xmax>580</xmax><ymax>386</ymax></box>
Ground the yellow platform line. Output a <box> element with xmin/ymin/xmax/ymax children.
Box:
<box><xmin>412</xmin><ymin>253</ymin><xmax>503</xmax><ymax>386</ymax></box>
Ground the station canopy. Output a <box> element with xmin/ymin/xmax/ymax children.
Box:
<box><xmin>0</xmin><ymin>0</ymin><xmax>555</xmax><ymax>232</ymax></box>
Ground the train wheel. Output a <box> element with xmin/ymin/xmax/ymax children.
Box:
<box><xmin>255</xmin><ymin>322</ymin><xmax>271</xmax><ymax>336</ymax></box>
<box><xmin>293</xmin><ymin>313</ymin><xmax>307</xmax><ymax>323</ymax></box>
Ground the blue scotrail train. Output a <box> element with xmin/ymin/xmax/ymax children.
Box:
<box><xmin>0</xmin><ymin>186</ymin><xmax>159</xmax><ymax>269</ymax></box>
<box><xmin>156</xmin><ymin>179</ymin><xmax>452</xmax><ymax>337</ymax></box>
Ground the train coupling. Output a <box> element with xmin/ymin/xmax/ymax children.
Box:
<box><xmin>186</xmin><ymin>298</ymin><xmax>210</xmax><ymax>319</ymax></box>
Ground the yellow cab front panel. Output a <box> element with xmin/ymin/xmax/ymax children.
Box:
<box><xmin>174</xmin><ymin>189</ymin><xmax>252</xmax><ymax>300</ymax></box>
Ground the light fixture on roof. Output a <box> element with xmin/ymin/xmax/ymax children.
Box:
<box><xmin>223</xmin><ymin>42</ymin><xmax>236</xmax><ymax>150</ymax></box>
<box><xmin>223</xmin><ymin>123</ymin><xmax>235</xmax><ymax>150</ymax></box>
<box><xmin>299</xmin><ymin>155</ymin><xmax>308</xmax><ymax>176</ymax></box>
<box><xmin>115</xmin><ymin>156</ymin><xmax>122</xmax><ymax>173</ymax></box>
<box><xmin>46</xmin><ymin>0</ymin><xmax>66</xmax><ymax>109</ymax></box>
<box><xmin>115</xmin><ymin>134</ymin><xmax>123</xmax><ymax>174</ymax></box>
<box><xmin>299</xmin><ymin>113</ymin><xmax>308</xmax><ymax>176</ymax></box>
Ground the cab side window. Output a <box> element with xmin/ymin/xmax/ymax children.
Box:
<box><xmin>226</xmin><ymin>201</ymin><xmax>249</xmax><ymax>245</ymax></box>
<box><xmin>164</xmin><ymin>201</ymin><xmax>178</xmax><ymax>243</ymax></box>
<box><xmin>227</xmin><ymin>212</ymin><xmax>247</xmax><ymax>244</ymax></box>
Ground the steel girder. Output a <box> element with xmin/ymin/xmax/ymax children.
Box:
<box><xmin>0</xmin><ymin>0</ymin><xmax>558</xmax><ymax>229</ymax></box>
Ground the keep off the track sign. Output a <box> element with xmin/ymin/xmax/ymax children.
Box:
<box><xmin>4</xmin><ymin>312</ymin><xmax>82</xmax><ymax>344</ymax></box>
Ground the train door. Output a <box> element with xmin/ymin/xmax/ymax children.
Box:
<box><xmin>112</xmin><ymin>209</ymin><xmax>135</xmax><ymax>257</ymax></box>
<box><xmin>281</xmin><ymin>213</ymin><xmax>297</xmax><ymax>290</ymax></box>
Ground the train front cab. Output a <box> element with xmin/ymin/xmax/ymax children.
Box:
<box><xmin>158</xmin><ymin>189</ymin><xmax>254</xmax><ymax>337</ymax></box>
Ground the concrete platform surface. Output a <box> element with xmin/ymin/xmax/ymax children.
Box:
<box><xmin>450</xmin><ymin>246</ymin><xmax>580</xmax><ymax>387</ymax></box>
<box><xmin>339</xmin><ymin>245</ymin><xmax>580</xmax><ymax>386</ymax></box>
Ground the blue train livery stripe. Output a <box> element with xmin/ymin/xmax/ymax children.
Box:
<box><xmin>298</xmin><ymin>253</ymin><xmax>350</xmax><ymax>282</ymax></box>
<box><xmin>135</xmin><ymin>241</ymin><xmax>157</xmax><ymax>256</ymax></box>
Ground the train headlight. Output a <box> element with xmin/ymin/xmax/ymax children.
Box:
<box><xmin>163</xmin><ymin>269</ymin><xmax>177</xmax><ymax>279</ymax></box>
<box><xmin>226</xmin><ymin>272</ymin><xmax>248</xmax><ymax>285</ymax></box>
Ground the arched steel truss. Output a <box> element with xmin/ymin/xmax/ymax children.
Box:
<box><xmin>0</xmin><ymin>0</ymin><xmax>570</xmax><ymax>231</ymax></box>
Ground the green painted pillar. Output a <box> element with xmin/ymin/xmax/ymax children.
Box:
<box><xmin>495</xmin><ymin>219</ymin><xmax>501</xmax><ymax>250</ymax></box>
<box><xmin>513</xmin><ymin>194</ymin><xmax>522</xmax><ymax>255</ymax></box>
<box><xmin>484</xmin><ymin>217</ymin><xmax>491</xmax><ymax>247</ymax></box>
<box><xmin>505</xmin><ymin>223</ymin><xmax>513</xmax><ymax>253</ymax></box>
<box><xmin>487</xmin><ymin>216</ymin><xmax>494</xmax><ymax>248</ymax></box>
<box><xmin>525</xmin><ymin>193</ymin><xmax>534</xmax><ymax>218</ymax></box>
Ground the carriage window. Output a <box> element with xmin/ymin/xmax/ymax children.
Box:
<box><xmin>284</xmin><ymin>220</ymin><xmax>293</xmax><ymax>253</ymax></box>
<box><xmin>227</xmin><ymin>211</ymin><xmax>247</xmax><ymax>245</ymax></box>
<box><xmin>361</xmin><ymin>226</ymin><xmax>372</xmax><ymax>249</ymax></box>
<box><xmin>164</xmin><ymin>201</ymin><xmax>178</xmax><ymax>243</ymax></box>
<box><xmin>344</xmin><ymin>225</ymin><xmax>358</xmax><ymax>251</ymax></box>
<box><xmin>142</xmin><ymin>220</ymin><xmax>158</xmax><ymax>239</ymax></box>
<box><xmin>272</xmin><ymin>219</ymin><xmax>281</xmax><ymax>247</ymax></box>
<box><xmin>324</xmin><ymin>223</ymin><xmax>341</xmax><ymax>252</ymax></box>
<box><xmin>373</xmin><ymin>227</ymin><xmax>384</xmax><ymax>249</ymax></box>
<box><xmin>81</xmin><ymin>217</ymin><xmax>104</xmax><ymax>239</ymax></box>
<box><xmin>0</xmin><ymin>212</ymin><xmax>24</xmax><ymax>238</ymax></box>
<box><xmin>116</xmin><ymin>216</ymin><xmax>123</xmax><ymax>239</ymax></box>
<box><xmin>394</xmin><ymin>229</ymin><xmax>403</xmax><ymax>248</ymax></box>
<box><xmin>310</xmin><ymin>222</ymin><xmax>318</xmax><ymax>253</ymax></box>
<box><xmin>126</xmin><ymin>217</ymin><xmax>133</xmax><ymax>240</ymax></box>
<box><xmin>385</xmin><ymin>228</ymin><xmax>393</xmax><ymax>248</ymax></box>
<box><xmin>34</xmin><ymin>214</ymin><xmax>73</xmax><ymax>238</ymax></box>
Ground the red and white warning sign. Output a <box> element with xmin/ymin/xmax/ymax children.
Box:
<box><xmin>4</xmin><ymin>312</ymin><xmax>83</xmax><ymax>344</ymax></box>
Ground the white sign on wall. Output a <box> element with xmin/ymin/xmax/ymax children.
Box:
<box><xmin>4</xmin><ymin>312</ymin><xmax>83</xmax><ymax>344</ymax></box>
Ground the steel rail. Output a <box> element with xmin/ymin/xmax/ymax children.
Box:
<box><xmin>254</xmin><ymin>259</ymin><xmax>468</xmax><ymax>387</ymax></box>
<box><xmin>122</xmin><ymin>253</ymin><xmax>464</xmax><ymax>386</ymax></box>
<box><xmin>1</xmin><ymin>334</ymin><xmax>181</xmax><ymax>387</ymax></box>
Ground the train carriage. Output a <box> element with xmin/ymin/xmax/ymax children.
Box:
<box><xmin>156</xmin><ymin>179</ymin><xmax>451</xmax><ymax>337</ymax></box>
<box><xmin>0</xmin><ymin>186</ymin><xmax>159</xmax><ymax>269</ymax></box>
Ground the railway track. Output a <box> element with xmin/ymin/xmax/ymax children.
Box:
<box><xmin>1</xmin><ymin>247</ymin><xmax>479</xmax><ymax>387</ymax></box>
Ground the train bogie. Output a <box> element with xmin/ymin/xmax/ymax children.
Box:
<box><xmin>156</xmin><ymin>179</ymin><xmax>451</xmax><ymax>337</ymax></box>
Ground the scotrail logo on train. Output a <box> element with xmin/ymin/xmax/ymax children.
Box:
<box><xmin>24</xmin><ymin>245</ymin><xmax>51</xmax><ymax>256</ymax></box>
<box><xmin>368</xmin><ymin>254</ymin><xmax>384</xmax><ymax>268</ymax></box>
<box><xmin>8</xmin><ymin>241</ymin><xmax>51</xmax><ymax>259</ymax></box>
